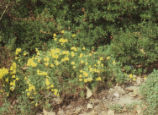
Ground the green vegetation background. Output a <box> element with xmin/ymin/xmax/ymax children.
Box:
<box><xmin>0</xmin><ymin>0</ymin><xmax>158</xmax><ymax>114</ymax></box>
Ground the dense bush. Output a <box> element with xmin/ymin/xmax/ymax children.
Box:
<box><xmin>140</xmin><ymin>70</ymin><xmax>158</xmax><ymax>115</ymax></box>
<box><xmin>111</xmin><ymin>22</ymin><xmax>158</xmax><ymax>74</ymax></box>
<box><xmin>0</xmin><ymin>31</ymin><xmax>129</xmax><ymax>114</ymax></box>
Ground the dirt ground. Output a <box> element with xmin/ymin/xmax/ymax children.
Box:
<box><xmin>39</xmin><ymin>77</ymin><xmax>146</xmax><ymax>115</ymax></box>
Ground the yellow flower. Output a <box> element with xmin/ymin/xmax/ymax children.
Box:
<box><xmin>23</xmin><ymin>51</ymin><xmax>28</xmax><ymax>56</ymax></box>
<box><xmin>61</xmin><ymin>30</ymin><xmax>64</xmax><ymax>34</ymax></box>
<box><xmin>71</xmin><ymin>61</ymin><xmax>75</xmax><ymax>65</ymax></box>
<box><xmin>52</xmin><ymin>55</ymin><xmax>59</xmax><ymax>59</ymax></box>
<box><xmin>79</xmin><ymin>79</ymin><xmax>82</xmax><ymax>81</ymax></box>
<box><xmin>87</xmin><ymin>77</ymin><xmax>93</xmax><ymax>82</ymax></box>
<box><xmin>106</xmin><ymin>56</ymin><xmax>110</xmax><ymax>60</ymax></box>
<box><xmin>133</xmin><ymin>78</ymin><xmax>136</xmax><ymax>81</ymax></box>
<box><xmin>82</xmin><ymin>47</ymin><xmax>85</xmax><ymax>50</ymax></box>
<box><xmin>62</xmin><ymin>50</ymin><xmax>69</xmax><ymax>55</ymax></box>
<box><xmin>96</xmin><ymin>77</ymin><xmax>101</xmax><ymax>81</ymax></box>
<box><xmin>71</xmin><ymin>52</ymin><xmax>75</xmax><ymax>57</ymax></box>
<box><xmin>54</xmin><ymin>38</ymin><xmax>57</xmax><ymax>41</ymax></box>
<box><xmin>53</xmin><ymin>89</ymin><xmax>58</xmax><ymax>96</ymax></box>
<box><xmin>10</xmin><ymin>80</ymin><xmax>15</xmax><ymax>86</ymax></box>
<box><xmin>99</xmin><ymin>57</ymin><xmax>103</xmax><ymax>61</ymax></box>
<box><xmin>35</xmin><ymin>103</ymin><xmax>38</xmax><ymax>107</ymax></box>
<box><xmin>79</xmin><ymin>74</ymin><xmax>82</xmax><ymax>78</ymax></box>
<box><xmin>5</xmin><ymin>78</ymin><xmax>9</xmax><ymax>82</ymax></box>
<box><xmin>44</xmin><ymin>63</ymin><xmax>49</xmax><ymax>67</ymax></box>
<box><xmin>12</xmin><ymin>75</ymin><xmax>16</xmax><ymax>79</ymax></box>
<box><xmin>53</xmin><ymin>33</ymin><xmax>57</xmax><ymax>37</ymax></box>
<box><xmin>45</xmin><ymin>78</ymin><xmax>50</xmax><ymax>86</ymax></box>
<box><xmin>144</xmin><ymin>75</ymin><xmax>147</xmax><ymax>80</ymax></box>
<box><xmin>15</xmin><ymin>48</ymin><xmax>22</xmax><ymax>55</ymax></box>
<box><xmin>16</xmin><ymin>77</ymin><xmax>19</xmax><ymax>81</ymax></box>
<box><xmin>55</xmin><ymin>60</ymin><xmax>59</xmax><ymax>66</ymax></box>
<box><xmin>0</xmin><ymin>68</ymin><xmax>9</xmax><ymax>79</ymax></box>
<box><xmin>79</xmin><ymin>53</ymin><xmax>83</xmax><ymax>58</ymax></box>
<box><xmin>28</xmin><ymin>84</ymin><xmax>35</xmax><ymax>92</ymax></box>
<box><xmin>10</xmin><ymin>62</ymin><xmax>16</xmax><ymax>74</ymax></box>
<box><xmin>59</xmin><ymin>38</ymin><xmax>68</xmax><ymax>44</ymax></box>
<box><xmin>50</xmin><ymin>84</ymin><xmax>54</xmax><ymax>88</ymax></box>
<box><xmin>27</xmin><ymin>58</ymin><xmax>37</xmax><ymax>67</ymax></box>
<box><xmin>10</xmin><ymin>86</ymin><xmax>15</xmax><ymax>91</ymax></box>
<box><xmin>50</xmin><ymin>64</ymin><xmax>54</xmax><ymax>68</ymax></box>
<box><xmin>44</xmin><ymin>57</ymin><xmax>49</xmax><ymax>62</ymax></box>
<box><xmin>72</xmin><ymin>34</ymin><xmax>76</xmax><ymax>37</ymax></box>
<box><xmin>129</xmin><ymin>74</ymin><xmax>133</xmax><ymax>79</ymax></box>
<box><xmin>84</xmin><ymin>79</ymin><xmax>88</xmax><ymax>83</ymax></box>
<box><xmin>35</xmin><ymin>48</ymin><xmax>40</xmax><ymax>55</ymax></box>
<box><xmin>80</xmin><ymin>60</ymin><xmax>84</xmax><ymax>64</ymax></box>
<box><xmin>83</xmin><ymin>71</ymin><xmax>88</xmax><ymax>77</ymax></box>
<box><xmin>112</xmin><ymin>60</ymin><xmax>116</xmax><ymax>65</ymax></box>
<box><xmin>37</xmin><ymin>69</ymin><xmax>48</xmax><ymax>76</ymax></box>
<box><xmin>27</xmin><ymin>92</ymin><xmax>30</xmax><ymax>96</ymax></box>
<box><xmin>61</xmin><ymin>56</ymin><xmax>69</xmax><ymax>62</ymax></box>
<box><xmin>71</xmin><ymin>47</ymin><xmax>77</xmax><ymax>51</ymax></box>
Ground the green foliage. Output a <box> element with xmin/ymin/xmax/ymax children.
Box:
<box><xmin>140</xmin><ymin>70</ymin><xmax>158</xmax><ymax>115</ymax></box>
<box><xmin>0</xmin><ymin>0</ymin><xmax>158</xmax><ymax>114</ymax></box>
<box><xmin>111</xmin><ymin>22</ymin><xmax>158</xmax><ymax>74</ymax></box>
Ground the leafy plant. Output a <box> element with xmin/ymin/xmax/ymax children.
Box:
<box><xmin>140</xmin><ymin>70</ymin><xmax>158</xmax><ymax>115</ymax></box>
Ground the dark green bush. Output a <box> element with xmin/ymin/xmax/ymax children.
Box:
<box><xmin>110</xmin><ymin>22</ymin><xmax>158</xmax><ymax>74</ymax></box>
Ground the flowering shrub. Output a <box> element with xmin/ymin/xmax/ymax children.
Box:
<box><xmin>21</xmin><ymin>31</ymin><xmax>127</xmax><ymax>109</ymax></box>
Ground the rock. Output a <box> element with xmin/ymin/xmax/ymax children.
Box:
<box><xmin>43</xmin><ymin>109</ymin><xmax>56</xmax><ymax>115</ymax></box>
<box><xmin>86</xmin><ymin>87</ymin><xmax>93</xmax><ymax>99</ymax></box>
<box><xmin>108</xmin><ymin>86</ymin><xmax>125</xmax><ymax>99</ymax></box>
<box><xmin>74</xmin><ymin>106</ymin><xmax>82</xmax><ymax>114</ymax></box>
<box><xmin>57</xmin><ymin>109</ymin><xmax>65</xmax><ymax>115</ymax></box>
<box><xmin>53</xmin><ymin>97</ymin><xmax>62</xmax><ymax>104</ymax></box>
<box><xmin>126</xmin><ymin>86</ymin><xmax>137</xmax><ymax>92</ymax></box>
<box><xmin>87</xmin><ymin>103</ymin><xmax>93</xmax><ymax>109</ymax></box>
<box><xmin>36</xmin><ymin>113</ymin><xmax>42</xmax><ymax>115</ymax></box>
<box><xmin>79</xmin><ymin>110</ymin><xmax>97</xmax><ymax>115</ymax></box>
<box><xmin>100</xmin><ymin>111</ymin><xmax>107</xmax><ymax>115</ymax></box>
<box><xmin>136</xmin><ymin>77</ymin><xmax>143</xmax><ymax>86</ymax></box>
<box><xmin>107</xmin><ymin>110</ymin><xmax>114</xmax><ymax>115</ymax></box>
<box><xmin>113</xmin><ymin>92</ymin><xmax>120</xmax><ymax>98</ymax></box>
<box><xmin>136</xmin><ymin>105</ymin><xmax>143</xmax><ymax>115</ymax></box>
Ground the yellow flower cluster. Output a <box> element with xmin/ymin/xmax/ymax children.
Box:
<box><xmin>9</xmin><ymin>62</ymin><xmax>19</xmax><ymax>91</ymax></box>
<box><xmin>0</xmin><ymin>68</ymin><xmax>9</xmax><ymax>80</ymax></box>
<box><xmin>59</xmin><ymin>38</ymin><xmax>68</xmax><ymax>45</ymax></box>
<box><xmin>15</xmin><ymin>48</ymin><xmax>22</xmax><ymax>55</ymax></box>
<box><xmin>37</xmin><ymin>69</ymin><xmax>48</xmax><ymax>76</ymax></box>
<box><xmin>128</xmin><ymin>74</ymin><xmax>136</xmax><ymax>81</ymax></box>
<box><xmin>71</xmin><ymin>47</ymin><xmax>78</xmax><ymax>52</ymax></box>
<box><xmin>79</xmin><ymin>70</ymin><xmax>93</xmax><ymax>83</ymax></box>
<box><xmin>27</xmin><ymin>58</ymin><xmax>37</xmax><ymax>67</ymax></box>
<box><xmin>10</xmin><ymin>62</ymin><xmax>16</xmax><ymax>74</ymax></box>
<box><xmin>26</xmin><ymin>82</ymin><xmax>36</xmax><ymax>97</ymax></box>
<box><xmin>43</xmin><ymin>57</ymin><xmax>49</xmax><ymax>67</ymax></box>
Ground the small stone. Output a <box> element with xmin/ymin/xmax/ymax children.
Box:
<box><xmin>87</xmin><ymin>103</ymin><xmax>93</xmax><ymax>109</ymax></box>
<box><xmin>126</xmin><ymin>86</ymin><xmax>137</xmax><ymax>92</ymax></box>
<box><xmin>113</xmin><ymin>92</ymin><xmax>119</xmax><ymax>98</ymax></box>
<box><xmin>100</xmin><ymin>111</ymin><xmax>107</xmax><ymax>115</ymax></box>
<box><xmin>79</xmin><ymin>110</ymin><xmax>97</xmax><ymax>115</ymax></box>
<box><xmin>43</xmin><ymin>109</ymin><xmax>56</xmax><ymax>115</ymax></box>
<box><xmin>136</xmin><ymin>77</ymin><xmax>143</xmax><ymax>86</ymax></box>
<box><xmin>86</xmin><ymin>87</ymin><xmax>93</xmax><ymax>99</ymax></box>
<box><xmin>74</xmin><ymin>107</ymin><xmax>82</xmax><ymax>114</ymax></box>
<box><xmin>57</xmin><ymin>109</ymin><xmax>65</xmax><ymax>115</ymax></box>
<box><xmin>107</xmin><ymin>110</ymin><xmax>114</xmax><ymax>115</ymax></box>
